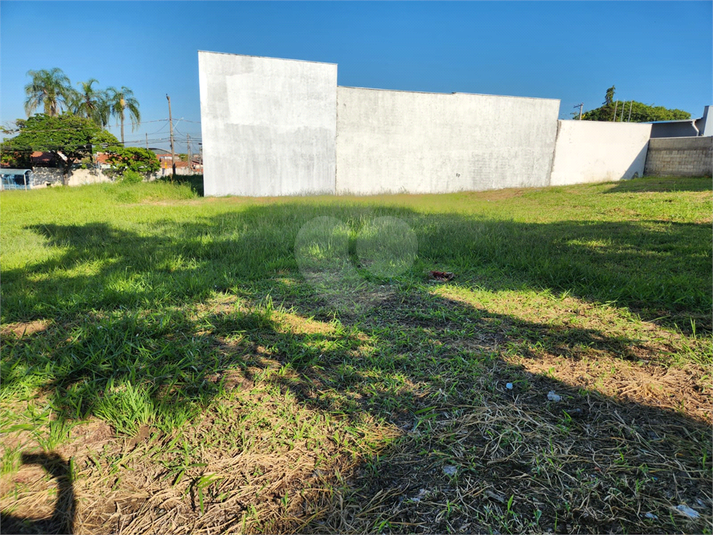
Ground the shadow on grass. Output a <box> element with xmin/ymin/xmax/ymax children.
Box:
<box><xmin>604</xmin><ymin>176</ymin><xmax>712</xmax><ymax>194</ymax></box>
<box><xmin>5</xmin><ymin>202</ymin><xmax>710</xmax><ymax>330</ymax></box>
<box><xmin>162</xmin><ymin>174</ymin><xmax>204</xmax><ymax>197</ymax></box>
<box><xmin>1</xmin><ymin>202</ymin><xmax>711</xmax><ymax>532</ymax></box>
<box><xmin>0</xmin><ymin>452</ymin><xmax>76</xmax><ymax>535</ymax></box>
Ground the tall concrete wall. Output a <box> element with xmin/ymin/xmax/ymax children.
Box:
<box><xmin>198</xmin><ymin>51</ymin><xmax>337</xmax><ymax>196</ymax></box>
<box><xmin>335</xmin><ymin>87</ymin><xmax>560</xmax><ymax>195</ymax></box>
<box><xmin>644</xmin><ymin>137</ymin><xmax>713</xmax><ymax>177</ymax></box>
<box><xmin>550</xmin><ymin>121</ymin><xmax>651</xmax><ymax>186</ymax></box>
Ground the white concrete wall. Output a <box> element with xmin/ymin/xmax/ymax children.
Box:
<box><xmin>550</xmin><ymin>121</ymin><xmax>652</xmax><ymax>186</ymax></box>
<box><xmin>335</xmin><ymin>87</ymin><xmax>560</xmax><ymax>195</ymax></box>
<box><xmin>199</xmin><ymin>51</ymin><xmax>337</xmax><ymax>196</ymax></box>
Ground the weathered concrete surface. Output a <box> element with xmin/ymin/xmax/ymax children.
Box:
<box><xmin>30</xmin><ymin>168</ymin><xmax>112</xmax><ymax>187</ymax></box>
<box><xmin>644</xmin><ymin>136</ymin><xmax>713</xmax><ymax>177</ymax></box>
<box><xmin>199</xmin><ymin>51</ymin><xmax>337</xmax><ymax>196</ymax></box>
<box><xmin>550</xmin><ymin>121</ymin><xmax>651</xmax><ymax>185</ymax></box>
<box><xmin>335</xmin><ymin>87</ymin><xmax>560</xmax><ymax>195</ymax></box>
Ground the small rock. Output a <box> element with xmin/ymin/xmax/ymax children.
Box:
<box><xmin>443</xmin><ymin>465</ymin><xmax>457</xmax><ymax>476</ymax></box>
<box><xmin>547</xmin><ymin>391</ymin><xmax>561</xmax><ymax>402</ymax></box>
<box><xmin>675</xmin><ymin>505</ymin><xmax>700</xmax><ymax>519</ymax></box>
<box><xmin>644</xmin><ymin>512</ymin><xmax>658</xmax><ymax>520</ymax></box>
<box><xmin>506</xmin><ymin>383</ymin><xmax>513</xmax><ymax>390</ymax></box>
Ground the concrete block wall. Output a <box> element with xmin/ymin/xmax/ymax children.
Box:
<box><xmin>199</xmin><ymin>51</ymin><xmax>337</xmax><ymax>196</ymax></box>
<box><xmin>644</xmin><ymin>137</ymin><xmax>713</xmax><ymax>177</ymax></box>
<box><xmin>30</xmin><ymin>168</ymin><xmax>112</xmax><ymax>187</ymax></box>
<box><xmin>550</xmin><ymin>121</ymin><xmax>652</xmax><ymax>186</ymax></box>
<box><xmin>335</xmin><ymin>87</ymin><xmax>560</xmax><ymax>195</ymax></box>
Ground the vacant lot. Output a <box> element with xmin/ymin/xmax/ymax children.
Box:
<box><xmin>1</xmin><ymin>176</ymin><xmax>711</xmax><ymax>534</ymax></box>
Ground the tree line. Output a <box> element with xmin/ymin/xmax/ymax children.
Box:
<box><xmin>2</xmin><ymin>68</ymin><xmax>159</xmax><ymax>185</ymax></box>
<box><xmin>23</xmin><ymin>67</ymin><xmax>140</xmax><ymax>144</ymax></box>
<box><xmin>579</xmin><ymin>85</ymin><xmax>691</xmax><ymax>122</ymax></box>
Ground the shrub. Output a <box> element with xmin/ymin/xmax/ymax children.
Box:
<box><xmin>106</xmin><ymin>147</ymin><xmax>160</xmax><ymax>179</ymax></box>
<box><xmin>119</xmin><ymin>170</ymin><xmax>143</xmax><ymax>184</ymax></box>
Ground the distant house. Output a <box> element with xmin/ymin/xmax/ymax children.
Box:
<box><xmin>0</xmin><ymin>151</ymin><xmax>58</xmax><ymax>169</ymax></box>
<box><xmin>153</xmin><ymin>149</ymin><xmax>203</xmax><ymax>175</ymax></box>
<box><xmin>95</xmin><ymin>152</ymin><xmax>113</xmax><ymax>170</ymax></box>
<box><xmin>30</xmin><ymin>151</ymin><xmax>58</xmax><ymax>167</ymax></box>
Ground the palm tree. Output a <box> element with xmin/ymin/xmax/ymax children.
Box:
<box><xmin>24</xmin><ymin>68</ymin><xmax>74</xmax><ymax>117</ymax></box>
<box><xmin>72</xmin><ymin>79</ymin><xmax>110</xmax><ymax>127</ymax></box>
<box><xmin>106</xmin><ymin>86</ymin><xmax>140</xmax><ymax>144</ymax></box>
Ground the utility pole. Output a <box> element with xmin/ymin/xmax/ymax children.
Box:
<box><xmin>146</xmin><ymin>133</ymin><xmax>149</xmax><ymax>149</ymax></box>
<box><xmin>166</xmin><ymin>94</ymin><xmax>176</xmax><ymax>179</ymax></box>
<box><xmin>187</xmin><ymin>134</ymin><xmax>191</xmax><ymax>171</ymax></box>
<box><xmin>574</xmin><ymin>103</ymin><xmax>583</xmax><ymax>120</ymax></box>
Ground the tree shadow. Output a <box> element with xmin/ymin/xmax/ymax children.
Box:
<box><xmin>605</xmin><ymin>175</ymin><xmax>712</xmax><ymax>193</ymax></box>
<box><xmin>165</xmin><ymin>174</ymin><xmax>204</xmax><ymax>196</ymax></box>
<box><xmin>1</xmin><ymin>201</ymin><xmax>710</xmax><ymax>532</ymax></box>
<box><xmin>0</xmin><ymin>453</ymin><xmax>76</xmax><ymax>535</ymax></box>
<box><xmin>7</xmin><ymin>197</ymin><xmax>709</xmax><ymax>331</ymax></box>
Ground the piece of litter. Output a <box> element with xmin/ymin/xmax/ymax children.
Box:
<box><xmin>410</xmin><ymin>488</ymin><xmax>428</xmax><ymax>503</ymax></box>
<box><xmin>443</xmin><ymin>465</ymin><xmax>457</xmax><ymax>476</ymax></box>
<box><xmin>506</xmin><ymin>383</ymin><xmax>513</xmax><ymax>390</ymax></box>
<box><xmin>675</xmin><ymin>505</ymin><xmax>700</xmax><ymax>519</ymax></box>
<box><xmin>429</xmin><ymin>270</ymin><xmax>455</xmax><ymax>282</ymax></box>
<box><xmin>547</xmin><ymin>391</ymin><xmax>561</xmax><ymax>402</ymax></box>
<box><xmin>644</xmin><ymin>512</ymin><xmax>657</xmax><ymax>520</ymax></box>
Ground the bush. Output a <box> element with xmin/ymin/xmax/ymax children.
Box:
<box><xmin>107</xmin><ymin>147</ymin><xmax>160</xmax><ymax>178</ymax></box>
<box><xmin>120</xmin><ymin>170</ymin><xmax>143</xmax><ymax>184</ymax></box>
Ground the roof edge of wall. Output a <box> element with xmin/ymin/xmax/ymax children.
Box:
<box><xmin>338</xmin><ymin>85</ymin><xmax>560</xmax><ymax>103</ymax></box>
<box><xmin>198</xmin><ymin>50</ymin><xmax>338</xmax><ymax>66</ymax></box>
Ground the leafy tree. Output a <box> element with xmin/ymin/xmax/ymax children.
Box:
<box><xmin>92</xmin><ymin>129</ymin><xmax>122</xmax><ymax>153</ymax></box>
<box><xmin>106</xmin><ymin>147</ymin><xmax>160</xmax><ymax>179</ymax></box>
<box><xmin>604</xmin><ymin>85</ymin><xmax>615</xmax><ymax>106</ymax></box>
<box><xmin>0</xmin><ymin>150</ymin><xmax>32</xmax><ymax>168</ymax></box>
<box><xmin>106</xmin><ymin>86</ymin><xmax>141</xmax><ymax>144</ymax></box>
<box><xmin>24</xmin><ymin>68</ymin><xmax>74</xmax><ymax>117</ymax></box>
<box><xmin>72</xmin><ymin>79</ymin><xmax>110</xmax><ymax>128</ymax></box>
<box><xmin>582</xmin><ymin>86</ymin><xmax>691</xmax><ymax>122</ymax></box>
<box><xmin>1</xmin><ymin>114</ymin><xmax>120</xmax><ymax>185</ymax></box>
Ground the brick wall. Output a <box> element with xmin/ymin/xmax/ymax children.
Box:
<box><xmin>644</xmin><ymin>137</ymin><xmax>712</xmax><ymax>177</ymax></box>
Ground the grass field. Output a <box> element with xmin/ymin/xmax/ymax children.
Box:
<box><xmin>1</xmin><ymin>176</ymin><xmax>711</xmax><ymax>534</ymax></box>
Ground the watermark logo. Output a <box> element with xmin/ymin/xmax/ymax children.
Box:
<box><xmin>295</xmin><ymin>216</ymin><xmax>417</xmax><ymax>312</ymax></box>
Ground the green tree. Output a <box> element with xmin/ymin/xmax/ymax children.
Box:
<box><xmin>582</xmin><ymin>86</ymin><xmax>691</xmax><ymax>122</ymax></box>
<box><xmin>106</xmin><ymin>86</ymin><xmax>141</xmax><ymax>144</ymax></box>
<box><xmin>604</xmin><ymin>85</ymin><xmax>616</xmax><ymax>106</ymax></box>
<box><xmin>106</xmin><ymin>147</ymin><xmax>160</xmax><ymax>179</ymax></box>
<box><xmin>72</xmin><ymin>79</ymin><xmax>110</xmax><ymax>128</ymax></box>
<box><xmin>24</xmin><ymin>68</ymin><xmax>74</xmax><ymax>117</ymax></box>
<box><xmin>1</xmin><ymin>114</ymin><xmax>120</xmax><ymax>185</ymax></box>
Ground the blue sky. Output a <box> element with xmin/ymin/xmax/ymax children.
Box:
<box><xmin>1</xmin><ymin>1</ymin><xmax>711</xmax><ymax>152</ymax></box>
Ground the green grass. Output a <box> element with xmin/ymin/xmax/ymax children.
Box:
<box><xmin>0</xmin><ymin>176</ymin><xmax>711</xmax><ymax>534</ymax></box>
